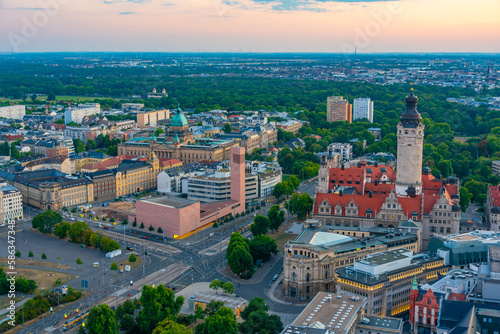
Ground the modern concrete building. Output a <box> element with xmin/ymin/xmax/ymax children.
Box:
<box><xmin>187</xmin><ymin>292</ymin><xmax>247</xmax><ymax>317</ymax></box>
<box><xmin>136</xmin><ymin>109</ymin><xmax>170</xmax><ymax>128</ymax></box>
<box><xmin>122</xmin><ymin>103</ymin><xmax>144</xmax><ymax>112</ymax></box>
<box><xmin>133</xmin><ymin>147</ymin><xmax>246</xmax><ymax>238</ymax></box>
<box><xmin>282</xmin><ymin>292</ymin><xmax>403</xmax><ymax>334</ymax></box>
<box><xmin>328</xmin><ymin>143</ymin><xmax>353</xmax><ymax>161</ymax></box>
<box><xmin>64</xmin><ymin>104</ymin><xmax>101</xmax><ymax>124</ymax></box>
<box><xmin>327</xmin><ymin>96</ymin><xmax>352</xmax><ymax>123</ymax></box>
<box><xmin>353</xmin><ymin>98</ymin><xmax>374</xmax><ymax>122</ymax></box>
<box><xmin>0</xmin><ymin>105</ymin><xmax>26</xmax><ymax>120</ymax></box>
<box><xmin>492</xmin><ymin>161</ymin><xmax>500</xmax><ymax>176</ymax></box>
<box><xmin>335</xmin><ymin>250</ymin><xmax>449</xmax><ymax>317</ymax></box>
<box><xmin>0</xmin><ymin>185</ymin><xmax>23</xmax><ymax>223</ymax></box>
<box><xmin>276</xmin><ymin>120</ymin><xmax>303</xmax><ymax>133</ymax></box>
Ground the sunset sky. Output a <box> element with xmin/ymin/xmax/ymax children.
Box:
<box><xmin>1</xmin><ymin>0</ymin><xmax>499</xmax><ymax>53</ymax></box>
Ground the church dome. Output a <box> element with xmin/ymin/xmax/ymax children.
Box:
<box><xmin>171</xmin><ymin>107</ymin><xmax>188</xmax><ymax>127</ymax></box>
<box><xmin>452</xmin><ymin>203</ymin><xmax>461</xmax><ymax>212</ymax></box>
<box><xmin>492</xmin><ymin>206</ymin><xmax>500</xmax><ymax>214</ymax></box>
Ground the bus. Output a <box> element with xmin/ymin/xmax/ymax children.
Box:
<box><xmin>63</xmin><ymin>311</ymin><xmax>89</xmax><ymax>331</ymax></box>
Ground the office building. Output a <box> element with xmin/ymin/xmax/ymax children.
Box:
<box><xmin>136</xmin><ymin>109</ymin><xmax>170</xmax><ymax>128</ymax></box>
<box><xmin>64</xmin><ymin>104</ymin><xmax>101</xmax><ymax>124</ymax></box>
<box><xmin>133</xmin><ymin>147</ymin><xmax>245</xmax><ymax>238</ymax></box>
<box><xmin>328</xmin><ymin>143</ymin><xmax>353</xmax><ymax>161</ymax></box>
<box><xmin>335</xmin><ymin>249</ymin><xmax>449</xmax><ymax>317</ymax></box>
<box><xmin>0</xmin><ymin>185</ymin><xmax>23</xmax><ymax>223</ymax></box>
<box><xmin>327</xmin><ymin>96</ymin><xmax>352</xmax><ymax>123</ymax></box>
<box><xmin>353</xmin><ymin>98</ymin><xmax>374</xmax><ymax>122</ymax></box>
<box><xmin>0</xmin><ymin>105</ymin><xmax>25</xmax><ymax>120</ymax></box>
<box><xmin>282</xmin><ymin>292</ymin><xmax>403</xmax><ymax>334</ymax></box>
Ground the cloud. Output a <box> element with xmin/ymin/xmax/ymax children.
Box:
<box><xmin>119</xmin><ymin>11</ymin><xmax>135</xmax><ymax>14</ymax></box>
<box><xmin>103</xmin><ymin>0</ymin><xmax>151</xmax><ymax>3</ymax></box>
<box><xmin>250</xmin><ymin>0</ymin><xmax>396</xmax><ymax>11</ymax></box>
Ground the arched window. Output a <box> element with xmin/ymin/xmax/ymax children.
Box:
<box><xmin>292</xmin><ymin>272</ymin><xmax>296</xmax><ymax>281</ymax></box>
<box><xmin>306</xmin><ymin>273</ymin><xmax>310</xmax><ymax>282</ymax></box>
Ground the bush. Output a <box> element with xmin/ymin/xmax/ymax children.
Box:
<box><xmin>148</xmin><ymin>225</ymin><xmax>154</xmax><ymax>231</ymax></box>
<box><xmin>129</xmin><ymin>254</ymin><xmax>137</xmax><ymax>263</ymax></box>
<box><xmin>235</xmin><ymin>213</ymin><xmax>240</xmax><ymax>218</ymax></box>
<box><xmin>15</xmin><ymin>250</ymin><xmax>21</xmax><ymax>257</ymax></box>
<box><xmin>110</xmin><ymin>218</ymin><xmax>115</xmax><ymax>223</ymax></box>
<box><xmin>213</xmin><ymin>222</ymin><xmax>219</xmax><ymax>228</ymax></box>
<box><xmin>157</xmin><ymin>227</ymin><xmax>163</xmax><ymax>233</ymax></box>
<box><xmin>41</xmin><ymin>253</ymin><xmax>47</xmax><ymax>260</ymax></box>
<box><xmin>76</xmin><ymin>257</ymin><xmax>82</xmax><ymax>265</ymax></box>
<box><xmin>110</xmin><ymin>262</ymin><xmax>118</xmax><ymax>270</ymax></box>
<box><xmin>132</xmin><ymin>221</ymin><xmax>137</xmax><ymax>227</ymax></box>
<box><xmin>139</xmin><ymin>222</ymin><xmax>144</xmax><ymax>229</ymax></box>
<box><xmin>28</xmin><ymin>250</ymin><xmax>34</xmax><ymax>257</ymax></box>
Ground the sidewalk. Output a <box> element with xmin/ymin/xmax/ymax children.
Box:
<box><xmin>266</xmin><ymin>275</ymin><xmax>309</xmax><ymax>307</ymax></box>
<box><xmin>217</xmin><ymin>254</ymin><xmax>282</xmax><ymax>285</ymax></box>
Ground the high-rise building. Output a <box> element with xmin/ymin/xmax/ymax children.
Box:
<box><xmin>0</xmin><ymin>105</ymin><xmax>25</xmax><ymax>120</ymax></box>
<box><xmin>395</xmin><ymin>89</ymin><xmax>425</xmax><ymax>196</ymax></box>
<box><xmin>353</xmin><ymin>97</ymin><xmax>374</xmax><ymax>122</ymax></box>
<box><xmin>327</xmin><ymin>96</ymin><xmax>352</xmax><ymax>123</ymax></box>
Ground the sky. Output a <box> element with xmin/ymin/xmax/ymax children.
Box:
<box><xmin>0</xmin><ymin>0</ymin><xmax>499</xmax><ymax>53</ymax></box>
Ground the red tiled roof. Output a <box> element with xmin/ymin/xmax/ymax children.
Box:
<box><xmin>328</xmin><ymin>165</ymin><xmax>396</xmax><ymax>193</ymax></box>
<box><xmin>82</xmin><ymin>157</ymin><xmax>122</xmax><ymax>171</ymax></box>
<box><xmin>447</xmin><ymin>292</ymin><xmax>466</xmax><ymax>302</ymax></box>
<box><xmin>227</xmin><ymin>115</ymin><xmax>242</xmax><ymax>119</ymax></box>
<box><xmin>159</xmin><ymin>158</ymin><xmax>182</xmax><ymax>168</ymax></box>
<box><xmin>315</xmin><ymin>193</ymin><xmax>387</xmax><ymax>217</ymax></box>
<box><xmin>489</xmin><ymin>185</ymin><xmax>500</xmax><ymax>207</ymax></box>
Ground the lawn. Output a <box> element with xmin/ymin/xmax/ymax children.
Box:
<box><xmin>14</xmin><ymin>268</ymin><xmax>75</xmax><ymax>293</ymax></box>
<box><xmin>0</xmin><ymin>258</ymin><xmax>71</xmax><ymax>270</ymax></box>
<box><xmin>282</xmin><ymin>174</ymin><xmax>292</xmax><ymax>182</ymax></box>
<box><xmin>270</xmin><ymin>233</ymin><xmax>298</xmax><ymax>251</ymax></box>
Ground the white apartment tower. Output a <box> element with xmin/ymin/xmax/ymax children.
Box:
<box><xmin>353</xmin><ymin>98</ymin><xmax>374</xmax><ymax>122</ymax></box>
<box><xmin>395</xmin><ymin>90</ymin><xmax>425</xmax><ymax>196</ymax></box>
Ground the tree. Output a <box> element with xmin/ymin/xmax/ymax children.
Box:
<box><xmin>41</xmin><ymin>253</ymin><xmax>47</xmax><ymax>259</ymax></box>
<box><xmin>10</xmin><ymin>142</ymin><xmax>20</xmax><ymax>159</ymax></box>
<box><xmin>129</xmin><ymin>253</ymin><xmax>137</xmax><ymax>263</ymax></box>
<box><xmin>241</xmin><ymin>297</ymin><xmax>268</xmax><ymax>320</ymax></box>
<box><xmin>15</xmin><ymin>250</ymin><xmax>21</xmax><ymax>257</ymax></box>
<box><xmin>73</xmin><ymin>139</ymin><xmax>85</xmax><ymax>153</ymax></box>
<box><xmin>228</xmin><ymin>244</ymin><xmax>253</xmax><ymax>277</ymax></box>
<box><xmin>77</xmin><ymin>325</ymin><xmax>87</xmax><ymax>334</ymax></box>
<box><xmin>110</xmin><ymin>262</ymin><xmax>118</xmax><ymax>271</ymax></box>
<box><xmin>222</xmin><ymin>123</ymin><xmax>233</xmax><ymax>133</ymax></box>
<box><xmin>272</xmin><ymin>181</ymin><xmax>293</xmax><ymax>201</ymax></box>
<box><xmin>87</xmin><ymin>304</ymin><xmax>119</xmax><ymax>334</ymax></box>
<box><xmin>140</xmin><ymin>222</ymin><xmax>145</xmax><ymax>229</ymax></box>
<box><xmin>288</xmin><ymin>174</ymin><xmax>300</xmax><ymax>190</ymax></box>
<box><xmin>222</xmin><ymin>282</ymin><xmax>235</xmax><ymax>295</ymax></box>
<box><xmin>250</xmin><ymin>215</ymin><xmax>270</xmax><ymax>236</ymax></box>
<box><xmin>85</xmin><ymin>139</ymin><xmax>97</xmax><ymax>151</ymax></box>
<box><xmin>136</xmin><ymin>284</ymin><xmax>184</xmax><ymax>334</ymax></box>
<box><xmin>267</xmin><ymin>205</ymin><xmax>285</xmax><ymax>231</ymax></box>
<box><xmin>120</xmin><ymin>314</ymin><xmax>137</xmax><ymax>332</ymax></box>
<box><xmin>226</xmin><ymin>232</ymin><xmax>250</xmax><ymax>259</ymax></box>
<box><xmin>460</xmin><ymin>187</ymin><xmax>472</xmax><ymax>212</ymax></box>
<box><xmin>32</xmin><ymin>210</ymin><xmax>62</xmax><ymax>234</ymax></box>
<box><xmin>153</xmin><ymin>319</ymin><xmax>192</xmax><ymax>334</ymax></box>
<box><xmin>239</xmin><ymin>310</ymin><xmax>283</xmax><ymax>334</ymax></box>
<box><xmin>106</xmin><ymin>145</ymin><xmax>118</xmax><ymax>156</ymax></box>
<box><xmin>54</xmin><ymin>221</ymin><xmax>71</xmax><ymax>238</ymax></box>
<box><xmin>69</xmin><ymin>221</ymin><xmax>90</xmax><ymax>243</ymax></box>
<box><xmin>157</xmin><ymin>227</ymin><xmax>163</xmax><ymax>234</ymax></box>
<box><xmin>209</xmin><ymin>280</ymin><xmax>223</xmax><ymax>294</ymax></box>
<box><xmin>154</xmin><ymin>128</ymin><xmax>165</xmax><ymax>136</ymax></box>
<box><xmin>249</xmin><ymin>235</ymin><xmax>278</xmax><ymax>263</ymax></box>
<box><xmin>47</xmin><ymin>92</ymin><xmax>56</xmax><ymax>101</ymax></box>
<box><xmin>289</xmin><ymin>192</ymin><xmax>314</xmax><ymax>219</ymax></box>
<box><xmin>198</xmin><ymin>307</ymin><xmax>238</xmax><ymax>334</ymax></box>
<box><xmin>28</xmin><ymin>250</ymin><xmax>34</xmax><ymax>257</ymax></box>
<box><xmin>149</xmin><ymin>225</ymin><xmax>155</xmax><ymax>232</ymax></box>
<box><xmin>76</xmin><ymin>257</ymin><xmax>83</xmax><ymax>265</ymax></box>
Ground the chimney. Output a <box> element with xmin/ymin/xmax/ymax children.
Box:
<box><xmin>369</xmin><ymin>191</ymin><xmax>373</xmax><ymax>198</ymax></box>
<box><xmin>341</xmin><ymin>164</ymin><xmax>345</xmax><ymax>171</ymax></box>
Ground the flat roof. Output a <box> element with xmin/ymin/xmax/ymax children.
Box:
<box><xmin>357</xmin><ymin>249</ymin><xmax>412</xmax><ymax>266</ymax></box>
<box><xmin>140</xmin><ymin>196</ymin><xmax>198</xmax><ymax>209</ymax></box>
<box><xmin>291</xmin><ymin>292</ymin><xmax>367</xmax><ymax>333</ymax></box>
<box><xmin>358</xmin><ymin>315</ymin><xmax>402</xmax><ymax>331</ymax></box>
<box><xmin>190</xmin><ymin>292</ymin><xmax>246</xmax><ymax>309</ymax></box>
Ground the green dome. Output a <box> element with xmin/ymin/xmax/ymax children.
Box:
<box><xmin>171</xmin><ymin>108</ymin><xmax>188</xmax><ymax>127</ymax></box>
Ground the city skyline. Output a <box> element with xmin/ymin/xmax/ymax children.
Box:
<box><xmin>1</xmin><ymin>0</ymin><xmax>499</xmax><ymax>53</ymax></box>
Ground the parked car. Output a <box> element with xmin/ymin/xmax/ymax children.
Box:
<box><xmin>126</xmin><ymin>247</ymin><xmax>134</xmax><ymax>251</ymax></box>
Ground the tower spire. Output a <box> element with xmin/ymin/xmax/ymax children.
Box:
<box><xmin>412</xmin><ymin>275</ymin><xmax>418</xmax><ymax>290</ymax></box>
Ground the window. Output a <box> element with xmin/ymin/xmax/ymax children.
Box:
<box><xmin>306</xmin><ymin>273</ymin><xmax>310</xmax><ymax>282</ymax></box>
<box><xmin>428</xmin><ymin>298</ymin><xmax>432</xmax><ymax>304</ymax></box>
<box><xmin>292</xmin><ymin>272</ymin><xmax>296</xmax><ymax>281</ymax></box>
<box><xmin>306</xmin><ymin>286</ymin><xmax>310</xmax><ymax>293</ymax></box>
